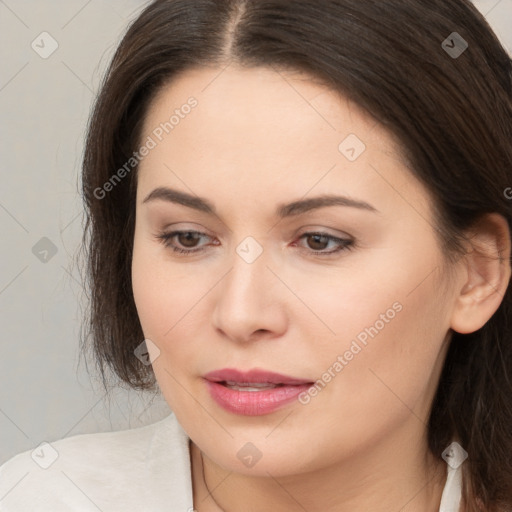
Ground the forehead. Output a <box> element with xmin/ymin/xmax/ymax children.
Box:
<box><xmin>141</xmin><ymin>65</ymin><xmax>380</xmax><ymax>148</ymax></box>
<box><xmin>136</xmin><ymin>65</ymin><xmax>429</xmax><ymax>221</ymax></box>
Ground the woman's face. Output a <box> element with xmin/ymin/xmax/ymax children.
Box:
<box><xmin>131</xmin><ymin>65</ymin><xmax>460</xmax><ymax>476</ymax></box>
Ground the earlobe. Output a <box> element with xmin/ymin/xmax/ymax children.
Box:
<box><xmin>450</xmin><ymin>213</ymin><xmax>512</xmax><ymax>334</ymax></box>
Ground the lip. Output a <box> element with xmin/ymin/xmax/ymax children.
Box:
<box><xmin>203</xmin><ymin>368</ymin><xmax>314</xmax><ymax>416</ymax></box>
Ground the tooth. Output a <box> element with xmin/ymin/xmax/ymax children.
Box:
<box><xmin>227</xmin><ymin>385</ymin><xmax>276</xmax><ymax>391</ymax></box>
<box><xmin>224</xmin><ymin>382</ymin><xmax>279</xmax><ymax>391</ymax></box>
<box><xmin>224</xmin><ymin>381</ymin><xmax>278</xmax><ymax>388</ymax></box>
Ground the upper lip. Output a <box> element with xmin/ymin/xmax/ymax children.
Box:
<box><xmin>203</xmin><ymin>368</ymin><xmax>313</xmax><ymax>385</ymax></box>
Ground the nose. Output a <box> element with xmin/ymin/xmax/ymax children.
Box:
<box><xmin>211</xmin><ymin>245</ymin><xmax>288</xmax><ymax>344</ymax></box>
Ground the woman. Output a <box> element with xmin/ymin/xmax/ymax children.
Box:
<box><xmin>1</xmin><ymin>0</ymin><xmax>511</xmax><ymax>510</ymax></box>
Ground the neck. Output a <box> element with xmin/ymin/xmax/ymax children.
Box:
<box><xmin>190</xmin><ymin>426</ymin><xmax>447</xmax><ymax>512</ymax></box>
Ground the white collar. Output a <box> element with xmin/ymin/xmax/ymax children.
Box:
<box><xmin>439</xmin><ymin>463</ymin><xmax>462</xmax><ymax>512</ymax></box>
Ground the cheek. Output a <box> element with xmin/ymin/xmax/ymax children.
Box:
<box><xmin>292</xmin><ymin>247</ymin><xmax>449</xmax><ymax>416</ymax></box>
<box><xmin>131</xmin><ymin>245</ymin><xmax>206</xmax><ymax>409</ymax></box>
<box><xmin>274</xmin><ymin>257</ymin><xmax>403</xmax><ymax>356</ymax></box>
<box><xmin>131</xmin><ymin>238</ymin><xmax>208</xmax><ymax>339</ymax></box>
<box><xmin>317</xmin><ymin>273</ymin><xmax>448</xmax><ymax>426</ymax></box>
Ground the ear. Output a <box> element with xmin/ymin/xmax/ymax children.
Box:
<box><xmin>450</xmin><ymin>213</ymin><xmax>511</xmax><ymax>334</ymax></box>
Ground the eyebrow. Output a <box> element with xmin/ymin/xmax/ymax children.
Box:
<box><xmin>142</xmin><ymin>186</ymin><xmax>379</xmax><ymax>217</ymax></box>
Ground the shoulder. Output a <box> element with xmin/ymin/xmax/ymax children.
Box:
<box><xmin>0</xmin><ymin>412</ymin><xmax>194</xmax><ymax>511</ymax></box>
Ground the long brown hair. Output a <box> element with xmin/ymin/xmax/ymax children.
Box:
<box><xmin>79</xmin><ymin>1</ymin><xmax>512</xmax><ymax>509</ymax></box>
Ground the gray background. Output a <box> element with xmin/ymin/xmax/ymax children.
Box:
<box><xmin>1</xmin><ymin>0</ymin><xmax>511</xmax><ymax>465</ymax></box>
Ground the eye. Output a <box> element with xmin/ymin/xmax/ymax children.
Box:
<box><xmin>154</xmin><ymin>230</ymin><xmax>216</xmax><ymax>254</ymax></box>
<box><xmin>293</xmin><ymin>232</ymin><xmax>355</xmax><ymax>256</ymax></box>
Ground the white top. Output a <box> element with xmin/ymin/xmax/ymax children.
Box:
<box><xmin>0</xmin><ymin>412</ymin><xmax>462</xmax><ymax>511</ymax></box>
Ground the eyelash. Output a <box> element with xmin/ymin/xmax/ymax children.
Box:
<box><xmin>154</xmin><ymin>230</ymin><xmax>355</xmax><ymax>257</ymax></box>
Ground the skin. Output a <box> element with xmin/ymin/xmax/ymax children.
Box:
<box><xmin>131</xmin><ymin>65</ymin><xmax>511</xmax><ymax>511</ymax></box>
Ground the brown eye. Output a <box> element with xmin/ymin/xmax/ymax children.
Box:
<box><xmin>306</xmin><ymin>234</ymin><xmax>330</xmax><ymax>251</ymax></box>
<box><xmin>294</xmin><ymin>232</ymin><xmax>355</xmax><ymax>256</ymax></box>
<box><xmin>177</xmin><ymin>231</ymin><xmax>202</xmax><ymax>248</ymax></box>
<box><xmin>155</xmin><ymin>230</ymin><xmax>214</xmax><ymax>254</ymax></box>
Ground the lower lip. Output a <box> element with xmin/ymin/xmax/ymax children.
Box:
<box><xmin>205</xmin><ymin>380</ymin><xmax>313</xmax><ymax>415</ymax></box>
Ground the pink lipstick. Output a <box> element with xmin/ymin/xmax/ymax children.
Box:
<box><xmin>203</xmin><ymin>368</ymin><xmax>314</xmax><ymax>416</ymax></box>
